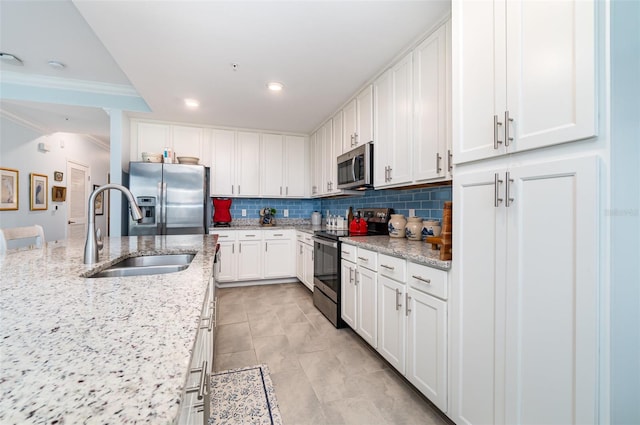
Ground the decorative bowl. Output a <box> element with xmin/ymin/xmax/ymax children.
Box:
<box><xmin>142</xmin><ymin>152</ymin><xmax>163</xmax><ymax>163</ymax></box>
<box><xmin>177</xmin><ymin>156</ymin><xmax>199</xmax><ymax>164</ymax></box>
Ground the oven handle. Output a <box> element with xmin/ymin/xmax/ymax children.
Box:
<box><xmin>312</xmin><ymin>237</ymin><xmax>338</xmax><ymax>249</ymax></box>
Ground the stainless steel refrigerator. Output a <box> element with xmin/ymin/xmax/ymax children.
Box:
<box><xmin>128</xmin><ymin>162</ymin><xmax>210</xmax><ymax>236</ymax></box>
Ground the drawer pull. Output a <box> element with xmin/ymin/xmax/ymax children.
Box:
<box><xmin>411</xmin><ymin>275</ymin><xmax>431</xmax><ymax>284</ymax></box>
<box><xmin>245</xmin><ymin>234</ymin><xmax>256</xmax><ymax>237</ymax></box>
<box><xmin>273</xmin><ymin>233</ymin><xmax>283</xmax><ymax>237</ymax></box>
<box><xmin>342</xmin><ymin>250</ymin><xmax>350</xmax><ymax>255</ymax></box>
<box><xmin>395</xmin><ymin>288</ymin><xmax>402</xmax><ymax>311</ymax></box>
<box><xmin>380</xmin><ymin>264</ymin><xmax>395</xmax><ymax>270</ymax></box>
<box><xmin>357</xmin><ymin>256</ymin><xmax>369</xmax><ymax>262</ymax></box>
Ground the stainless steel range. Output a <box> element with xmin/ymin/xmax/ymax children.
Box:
<box><xmin>312</xmin><ymin>208</ymin><xmax>393</xmax><ymax>327</ymax></box>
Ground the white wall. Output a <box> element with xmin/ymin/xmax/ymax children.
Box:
<box><xmin>0</xmin><ymin>114</ymin><xmax>110</xmax><ymax>244</ymax></box>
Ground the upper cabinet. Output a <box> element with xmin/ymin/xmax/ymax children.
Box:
<box><xmin>261</xmin><ymin>134</ymin><xmax>308</xmax><ymax>198</ymax></box>
<box><xmin>343</xmin><ymin>85</ymin><xmax>374</xmax><ymax>152</ymax></box>
<box><xmin>210</xmin><ymin>129</ymin><xmax>261</xmax><ymax>197</ymax></box>
<box><xmin>131</xmin><ymin>122</ymin><xmax>207</xmax><ymax>165</ymax></box>
<box><xmin>453</xmin><ymin>0</ymin><xmax>596</xmax><ymax>164</ymax></box>
<box><xmin>171</xmin><ymin>125</ymin><xmax>205</xmax><ymax>161</ymax></box>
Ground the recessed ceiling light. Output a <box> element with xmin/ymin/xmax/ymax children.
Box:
<box><xmin>184</xmin><ymin>98</ymin><xmax>200</xmax><ymax>108</ymax></box>
<box><xmin>267</xmin><ymin>82</ymin><xmax>284</xmax><ymax>92</ymax></box>
<box><xmin>0</xmin><ymin>52</ymin><xmax>23</xmax><ymax>66</ymax></box>
<box><xmin>48</xmin><ymin>60</ymin><xmax>66</xmax><ymax>69</ymax></box>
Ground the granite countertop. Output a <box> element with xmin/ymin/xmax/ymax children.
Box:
<box><xmin>0</xmin><ymin>234</ymin><xmax>217</xmax><ymax>423</ymax></box>
<box><xmin>209</xmin><ymin>224</ymin><xmax>324</xmax><ymax>234</ymax></box>
<box><xmin>341</xmin><ymin>235</ymin><xmax>452</xmax><ymax>270</ymax></box>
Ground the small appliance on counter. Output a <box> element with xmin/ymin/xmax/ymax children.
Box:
<box><xmin>349</xmin><ymin>212</ymin><xmax>368</xmax><ymax>235</ymax></box>
<box><xmin>259</xmin><ymin>207</ymin><xmax>276</xmax><ymax>226</ymax></box>
<box><xmin>311</xmin><ymin>211</ymin><xmax>322</xmax><ymax>226</ymax></box>
<box><xmin>213</xmin><ymin>198</ymin><xmax>232</xmax><ymax>227</ymax></box>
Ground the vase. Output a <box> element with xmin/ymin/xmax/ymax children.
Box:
<box><xmin>388</xmin><ymin>214</ymin><xmax>407</xmax><ymax>238</ymax></box>
<box><xmin>405</xmin><ymin>217</ymin><xmax>423</xmax><ymax>241</ymax></box>
<box><xmin>422</xmin><ymin>220</ymin><xmax>440</xmax><ymax>239</ymax></box>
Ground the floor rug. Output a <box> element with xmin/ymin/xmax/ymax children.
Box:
<box><xmin>209</xmin><ymin>364</ymin><xmax>283</xmax><ymax>425</ymax></box>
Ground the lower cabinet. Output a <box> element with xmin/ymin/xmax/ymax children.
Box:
<box><xmin>378</xmin><ymin>275</ymin><xmax>407</xmax><ymax>373</ymax></box>
<box><xmin>237</xmin><ymin>237</ymin><xmax>262</xmax><ymax>280</ymax></box>
<box><xmin>341</xmin><ymin>257</ymin><xmax>357</xmax><ymax>329</ymax></box>
<box><xmin>356</xmin><ymin>265</ymin><xmax>378</xmax><ymax>348</ymax></box>
<box><xmin>264</xmin><ymin>231</ymin><xmax>295</xmax><ymax>278</ymax></box>
<box><xmin>295</xmin><ymin>231</ymin><xmax>314</xmax><ymax>291</ymax></box>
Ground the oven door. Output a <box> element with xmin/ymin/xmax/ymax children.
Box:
<box><xmin>312</xmin><ymin>236</ymin><xmax>340</xmax><ymax>302</ymax></box>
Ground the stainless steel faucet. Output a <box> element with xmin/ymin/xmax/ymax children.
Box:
<box><xmin>84</xmin><ymin>184</ymin><xmax>143</xmax><ymax>264</ymax></box>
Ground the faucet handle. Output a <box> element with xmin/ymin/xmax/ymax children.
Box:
<box><xmin>96</xmin><ymin>227</ymin><xmax>104</xmax><ymax>251</ymax></box>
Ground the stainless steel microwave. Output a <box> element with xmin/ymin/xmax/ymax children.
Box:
<box><xmin>337</xmin><ymin>142</ymin><xmax>373</xmax><ymax>190</ymax></box>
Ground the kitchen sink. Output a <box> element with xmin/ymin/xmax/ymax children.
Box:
<box><xmin>87</xmin><ymin>253</ymin><xmax>195</xmax><ymax>278</ymax></box>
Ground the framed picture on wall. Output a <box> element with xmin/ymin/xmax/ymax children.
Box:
<box><xmin>52</xmin><ymin>186</ymin><xmax>66</xmax><ymax>202</ymax></box>
<box><xmin>30</xmin><ymin>173</ymin><xmax>48</xmax><ymax>211</ymax></box>
<box><xmin>54</xmin><ymin>171</ymin><xmax>63</xmax><ymax>182</ymax></box>
<box><xmin>0</xmin><ymin>167</ymin><xmax>19</xmax><ymax>211</ymax></box>
<box><xmin>93</xmin><ymin>184</ymin><xmax>104</xmax><ymax>215</ymax></box>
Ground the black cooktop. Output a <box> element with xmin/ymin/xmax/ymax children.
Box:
<box><xmin>314</xmin><ymin>208</ymin><xmax>393</xmax><ymax>241</ymax></box>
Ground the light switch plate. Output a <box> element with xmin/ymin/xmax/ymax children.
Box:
<box><xmin>283</xmin><ymin>209</ymin><xmax>289</xmax><ymax>217</ymax></box>
<box><xmin>409</xmin><ymin>208</ymin><xmax>415</xmax><ymax>217</ymax></box>
<box><xmin>242</xmin><ymin>209</ymin><xmax>247</xmax><ymax>217</ymax></box>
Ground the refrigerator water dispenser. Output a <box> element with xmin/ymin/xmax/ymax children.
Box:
<box><xmin>137</xmin><ymin>196</ymin><xmax>156</xmax><ymax>225</ymax></box>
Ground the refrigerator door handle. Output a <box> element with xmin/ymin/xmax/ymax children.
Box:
<box><xmin>162</xmin><ymin>182</ymin><xmax>168</xmax><ymax>235</ymax></box>
<box><xmin>157</xmin><ymin>181</ymin><xmax>163</xmax><ymax>235</ymax></box>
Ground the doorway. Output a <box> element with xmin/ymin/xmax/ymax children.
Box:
<box><xmin>66</xmin><ymin>160</ymin><xmax>89</xmax><ymax>240</ymax></box>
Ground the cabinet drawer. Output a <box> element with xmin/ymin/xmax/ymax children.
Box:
<box><xmin>378</xmin><ymin>254</ymin><xmax>407</xmax><ymax>282</ymax></box>
<box><xmin>212</xmin><ymin>230</ymin><xmax>236</xmax><ymax>240</ymax></box>
<box><xmin>408</xmin><ymin>262</ymin><xmax>448</xmax><ymax>300</ymax></box>
<box><xmin>263</xmin><ymin>229</ymin><xmax>292</xmax><ymax>240</ymax></box>
<box><xmin>356</xmin><ymin>247</ymin><xmax>377</xmax><ymax>271</ymax></box>
<box><xmin>238</xmin><ymin>230</ymin><xmax>262</xmax><ymax>240</ymax></box>
<box><xmin>303</xmin><ymin>233</ymin><xmax>313</xmax><ymax>244</ymax></box>
<box><xmin>341</xmin><ymin>243</ymin><xmax>357</xmax><ymax>262</ymax></box>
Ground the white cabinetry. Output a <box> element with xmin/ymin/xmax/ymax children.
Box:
<box><xmin>451</xmin><ymin>156</ymin><xmax>598</xmax><ymax>424</ymax></box>
<box><xmin>377</xmin><ymin>253</ymin><xmax>408</xmax><ymax>374</ymax></box>
<box><xmin>356</xmin><ymin>247</ymin><xmax>378</xmax><ymax>348</ymax></box>
<box><xmin>453</xmin><ymin>0</ymin><xmax>596</xmax><ymax>164</ymax></box>
<box><xmin>261</xmin><ymin>134</ymin><xmax>308</xmax><ymax>198</ymax></box>
<box><xmin>343</xmin><ymin>85</ymin><xmax>374</xmax><ymax>150</ymax></box>
<box><xmin>210</xmin><ymin>130</ymin><xmax>260</xmax><ymax>197</ymax></box>
<box><xmin>237</xmin><ymin>231</ymin><xmax>262</xmax><ymax>280</ymax></box>
<box><xmin>284</xmin><ymin>135</ymin><xmax>307</xmax><ymax>197</ymax></box>
<box><xmin>172</xmin><ymin>125</ymin><xmax>205</xmax><ymax>162</ymax></box>
<box><xmin>263</xmin><ymin>230</ymin><xmax>295</xmax><ymax>279</ymax></box>
<box><xmin>296</xmin><ymin>232</ymin><xmax>314</xmax><ymax>291</ymax></box>
<box><xmin>341</xmin><ymin>244</ymin><xmax>358</xmax><ymax>329</ymax></box>
<box><xmin>261</xmin><ymin>133</ymin><xmax>285</xmax><ymax>197</ymax></box>
<box><xmin>131</xmin><ymin>122</ymin><xmax>207</xmax><ymax>165</ymax></box>
<box><xmin>374</xmin><ymin>52</ymin><xmax>413</xmax><ymax>188</ymax></box>
<box><xmin>216</xmin><ymin>230</ymin><xmax>237</xmax><ymax>283</ymax></box>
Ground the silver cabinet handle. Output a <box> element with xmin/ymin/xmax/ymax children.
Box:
<box><xmin>436</xmin><ymin>153</ymin><xmax>442</xmax><ymax>173</ymax></box>
<box><xmin>280</xmin><ymin>186</ymin><xmax>282</xmax><ymax>195</ymax></box>
<box><xmin>506</xmin><ymin>171</ymin><xmax>514</xmax><ymax>207</ymax></box>
<box><xmin>494</xmin><ymin>173</ymin><xmax>504</xmax><ymax>208</ymax></box>
<box><xmin>238</xmin><ymin>185</ymin><xmax>241</xmax><ymax>195</ymax></box>
<box><xmin>395</xmin><ymin>288</ymin><xmax>402</xmax><ymax>311</ymax></box>
<box><xmin>286</xmin><ymin>186</ymin><xmax>289</xmax><ymax>196</ymax></box>
<box><xmin>232</xmin><ymin>243</ymin><xmax>234</xmax><ymax>254</ymax></box>
<box><xmin>300</xmin><ymin>245</ymin><xmax>303</xmax><ymax>254</ymax></box>
<box><xmin>342</xmin><ymin>250</ymin><xmax>350</xmax><ymax>255</ymax></box>
<box><xmin>380</xmin><ymin>264</ymin><xmax>394</xmax><ymax>270</ymax></box>
<box><xmin>245</xmin><ymin>234</ymin><xmax>256</xmax><ymax>237</ymax></box>
<box><xmin>388</xmin><ymin>166</ymin><xmax>392</xmax><ymax>181</ymax></box>
<box><xmin>357</xmin><ymin>256</ymin><xmax>369</xmax><ymax>262</ymax></box>
<box><xmin>265</xmin><ymin>242</ymin><xmax>268</xmax><ymax>252</ymax></box>
<box><xmin>406</xmin><ymin>293</ymin><xmax>411</xmax><ymax>316</ymax></box>
<box><xmin>494</xmin><ymin>115</ymin><xmax>503</xmax><ymax>149</ymax></box>
<box><xmin>355</xmin><ymin>271</ymin><xmax>358</xmax><ymax>286</ymax></box>
<box><xmin>505</xmin><ymin>110</ymin><xmax>514</xmax><ymax>146</ymax></box>
<box><xmin>273</xmin><ymin>233</ymin><xmax>283</xmax><ymax>236</ymax></box>
<box><xmin>351</xmin><ymin>134</ymin><xmax>355</xmax><ymax>147</ymax></box>
<box><xmin>186</xmin><ymin>360</ymin><xmax>209</xmax><ymax>400</ymax></box>
<box><xmin>349</xmin><ymin>267</ymin><xmax>354</xmax><ymax>283</ymax></box>
<box><xmin>354</xmin><ymin>132</ymin><xmax>359</xmax><ymax>145</ymax></box>
<box><xmin>411</xmin><ymin>275</ymin><xmax>431</xmax><ymax>284</ymax></box>
<box><xmin>239</xmin><ymin>243</ymin><xmax>242</xmax><ymax>253</ymax></box>
<box><xmin>448</xmin><ymin>149</ymin><xmax>453</xmax><ymax>173</ymax></box>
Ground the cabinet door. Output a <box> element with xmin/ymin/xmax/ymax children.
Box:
<box><xmin>309</xmin><ymin>132</ymin><xmax>320</xmax><ymax>196</ymax></box>
<box><xmin>332</xmin><ymin>110</ymin><xmax>345</xmax><ymax>157</ymax></box>
<box><xmin>296</xmin><ymin>240</ymin><xmax>304</xmax><ymax>282</ymax></box>
<box><xmin>407</xmin><ymin>287</ymin><xmax>448</xmax><ymax>413</ymax></box>
<box><xmin>388</xmin><ymin>52</ymin><xmax>413</xmax><ymax>186</ymax></box>
<box><xmin>452</xmin><ymin>0</ymin><xmax>507</xmax><ymax>164</ymax></box>
<box><xmin>217</xmin><ymin>240</ymin><xmax>237</xmax><ymax>283</ymax></box>
<box><xmin>236</xmin><ymin>132</ymin><xmax>261</xmax><ymax>196</ymax></box>
<box><xmin>451</xmin><ymin>167</ymin><xmax>507</xmax><ymax>425</ymax></box>
<box><xmin>341</xmin><ymin>260</ymin><xmax>357</xmax><ymax>329</ymax></box>
<box><xmin>343</xmin><ymin>98</ymin><xmax>357</xmax><ymax>151</ymax></box>
<box><xmin>261</xmin><ymin>133</ymin><xmax>284</xmax><ymax>197</ymax></box>
<box><xmin>413</xmin><ymin>23</ymin><xmax>448</xmax><ymax>182</ymax></box>
<box><xmin>172</xmin><ymin>125</ymin><xmax>203</xmax><ymax>160</ymax></box>
<box><xmin>356</xmin><ymin>266</ymin><xmax>378</xmax><ymax>348</ymax></box>
<box><xmin>373</xmin><ymin>68</ymin><xmax>392</xmax><ymax>188</ymax></box>
<box><xmin>356</xmin><ymin>85</ymin><xmax>374</xmax><ymax>145</ymax></box>
<box><xmin>210</xmin><ymin>129</ymin><xmax>235</xmax><ymax>196</ymax></box>
<box><xmin>303</xmin><ymin>243</ymin><xmax>314</xmax><ymax>291</ymax></box>
<box><xmin>377</xmin><ymin>275</ymin><xmax>406</xmax><ymax>374</ymax></box>
<box><xmin>237</xmin><ymin>240</ymin><xmax>262</xmax><ymax>280</ymax></box>
<box><xmin>320</xmin><ymin>120</ymin><xmax>334</xmax><ymax>194</ymax></box>
<box><xmin>284</xmin><ymin>135</ymin><xmax>306</xmax><ymax>197</ymax></box>
<box><xmin>135</xmin><ymin>122</ymin><xmax>172</xmax><ymax>161</ymax></box>
<box><xmin>264</xmin><ymin>238</ymin><xmax>294</xmax><ymax>278</ymax></box>
<box><xmin>503</xmin><ymin>156</ymin><xmax>598</xmax><ymax>425</ymax></box>
<box><xmin>505</xmin><ymin>0</ymin><xmax>596</xmax><ymax>153</ymax></box>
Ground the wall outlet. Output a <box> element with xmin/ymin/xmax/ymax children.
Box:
<box><xmin>242</xmin><ymin>209</ymin><xmax>247</xmax><ymax>217</ymax></box>
<box><xmin>283</xmin><ymin>209</ymin><xmax>289</xmax><ymax>217</ymax></box>
<box><xmin>409</xmin><ymin>208</ymin><xmax>416</xmax><ymax>217</ymax></box>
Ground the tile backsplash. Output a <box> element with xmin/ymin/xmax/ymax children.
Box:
<box><xmin>211</xmin><ymin>185</ymin><xmax>451</xmax><ymax>222</ymax></box>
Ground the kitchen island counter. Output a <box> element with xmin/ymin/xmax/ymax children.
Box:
<box><xmin>341</xmin><ymin>235</ymin><xmax>451</xmax><ymax>270</ymax></box>
<box><xmin>0</xmin><ymin>234</ymin><xmax>217</xmax><ymax>423</ymax></box>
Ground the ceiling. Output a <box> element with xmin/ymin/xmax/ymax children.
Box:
<box><xmin>1</xmin><ymin>0</ymin><xmax>450</xmax><ymax>144</ymax></box>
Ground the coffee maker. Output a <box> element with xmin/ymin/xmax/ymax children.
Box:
<box><xmin>212</xmin><ymin>198</ymin><xmax>232</xmax><ymax>227</ymax></box>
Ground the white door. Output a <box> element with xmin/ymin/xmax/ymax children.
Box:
<box><xmin>451</xmin><ymin>167</ymin><xmax>508</xmax><ymax>425</ymax></box>
<box><xmin>356</xmin><ymin>85</ymin><xmax>374</xmax><ymax>145</ymax></box>
<box><xmin>210</xmin><ymin>129</ymin><xmax>235</xmax><ymax>196</ymax></box>
<box><xmin>503</xmin><ymin>156</ymin><xmax>598</xmax><ymax>424</ymax></box>
<box><xmin>66</xmin><ymin>161</ymin><xmax>89</xmax><ymax>240</ymax></box>
<box><xmin>388</xmin><ymin>52</ymin><xmax>413</xmax><ymax>186</ymax></box>
<box><xmin>505</xmin><ymin>0</ymin><xmax>596</xmax><ymax>153</ymax></box>
<box><xmin>296</xmin><ymin>241</ymin><xmax>304</xmax><ymax>282</ymax></box>
<box><xmin>236</xmin><ymin>131</ymin><xmax>261</xmax><ymax>196</ymax></box>
<box><xmin>303</xmin><ymin>243</ymin><xmax>314</xmax><ymax>291</ymax></box>
<box><xmin>135</xmin><ymin>122</ymin><xmax>172</xmax><ymax>161</ymax></box>
<box><xmin>261</xmin><ymin>133</ymin><xmax>284</xmax><ymax>197</ymax></box>
<box><xmin>321</xmin><ymin>120</ymin><xmax>334</xmax><ymax>193</ymax></box>
<box><xmin>237</xmin><ymin>240</ymin><xmax>262</xmax><ymax>280</ymax></box>
<box><xmin>356</xmin><ymin>266</ymin><xmax>378</xmax><ymax>348</ymax></box>
<box><xmin>284</xmin><ymin>136</ymin><xmax>306</xmax><ymax>197</ymax></box>
<box><xmin>341</xmin><ymin>260</ymin><xmax>357</xmax><ymax>329</ymax></box>
<box><xmin>342</xmin><ymin>98</ymin><xmax>357</xmax><ymax>151</ymax></box>
<box><xmin>332</xmin><ymin>111</ymin><xmax>345</xmax><ymax>156</ymax></box>
<box><xmin>217</xmin><ymin>241</ymin><xmax>237</xmax><ymax>282</ymax></box>
<box><xmin>264</xmin><ymin>238</ymin><xmax>293</xmax><ymax>278</ymax></box>
<box><xmin>413</xmin><ymin>23</ymin><xmax>448</xmax><ymax>182</ymax></box>
<box><xmin>377</xmin><ymin>275</ymin><xmax>406</xmax><ymax>373</ymax></box>
<box><xmin>172</xmin><ymin>125</ymin><xmax>203</xmax><ymax>160</ymax></box>
<box><xmin>407</xmin><ymin>287</ymin><xmax>448</xmax><ymax>413</ymax></box>
<box><xmin>373</xmin><ymin>67</ymin><xmax>393</xmax><ymax>187</ymax></box>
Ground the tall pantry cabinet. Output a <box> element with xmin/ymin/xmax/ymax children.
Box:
<box><xmin>450</xmin><ymin>1</ymin><xmax>601</xmax><ymax>424</ymax></box>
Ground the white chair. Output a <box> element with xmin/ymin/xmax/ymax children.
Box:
<box><xmin>0</xmin><ymin>225</ymin><xmax>45</xmax><ymax>253</ymax></box>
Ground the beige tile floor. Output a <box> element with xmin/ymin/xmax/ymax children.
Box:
<box><xmin>213</xmin><ymin>282</ymin><xmax>452</xmax><ymax>425</ymax></box>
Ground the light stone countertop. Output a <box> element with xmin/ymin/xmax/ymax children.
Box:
<box><xmin>341</xmin><ymin>235</ymin><xmax>452</xmax><ymax>270</ymax></box>
<box><xmin>0</xmin><ymin>234</ymin><xmax>217</xmax><ymax>424</ymax></box>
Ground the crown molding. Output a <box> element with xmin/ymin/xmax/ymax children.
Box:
<box><xmin>0</xmin><ymin>108</ymin><xmax>47</xmax><ymax>134</ymax></box>
<box><xmin>1</xmin><ymin>71</ymin><xmax>139</xmax><ymax>97</ymax></box>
